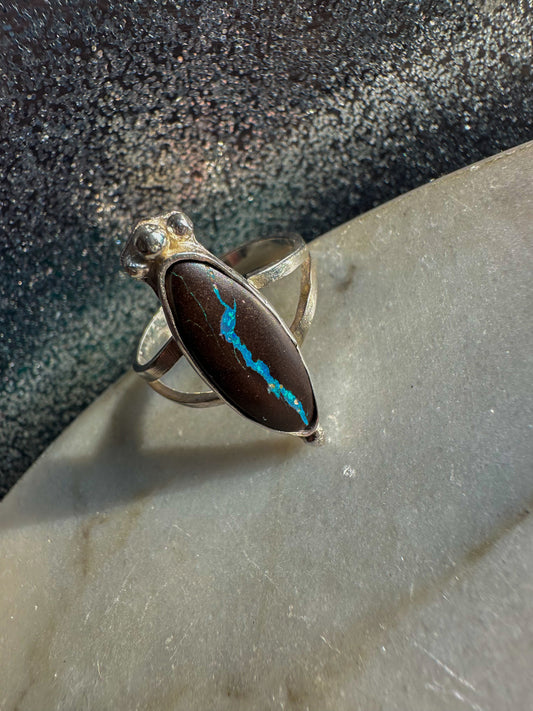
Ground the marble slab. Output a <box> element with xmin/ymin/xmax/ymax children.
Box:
<box><xmin>1</xmin><ymin>142</ymin><xmax>532</xmax><ymax>710</ymax></box>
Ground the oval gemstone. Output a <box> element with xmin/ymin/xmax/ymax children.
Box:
<box><xmin>165</xmin><ymin>261</ymin><xmax>317</xmax><ymax>433</ymax></box>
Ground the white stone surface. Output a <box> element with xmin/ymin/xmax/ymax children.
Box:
<box><xmin>1</xmin><ymin>142</ymin><xmax>532</xmax><ymax>710</ymax></box>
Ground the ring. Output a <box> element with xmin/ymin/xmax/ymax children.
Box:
<box><xmin>121</xmin><ymin>211</ymin><xmax>320</xmax><ymax>442</ymax></box>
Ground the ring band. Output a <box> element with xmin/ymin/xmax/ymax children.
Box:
<box><xmin>121</xmin><ymin>211</ymin><xmax>320</xmax><ymax>440</ymax></box>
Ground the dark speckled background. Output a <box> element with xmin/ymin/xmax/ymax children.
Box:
<box><xmin>0</xmin><ymin>0</ymin><xmax>532</xmax><ymax>495</ymax></box>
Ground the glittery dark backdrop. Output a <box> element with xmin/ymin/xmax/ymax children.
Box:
<box><xmin>1</xmin><ymin>0</ymin><xmax>532</xmax><ymax>495</ymax></box>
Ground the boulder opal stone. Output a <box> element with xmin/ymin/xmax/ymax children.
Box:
<box><xmin>165</xmin><ymin>261</ymin><xmax>317</xmax><ymax>434</ymax></box>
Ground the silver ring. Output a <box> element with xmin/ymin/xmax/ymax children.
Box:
<box><xmin>121</xmin><ymin>211</ymin><xmax>320</xmax><ymax>441</ymax></box>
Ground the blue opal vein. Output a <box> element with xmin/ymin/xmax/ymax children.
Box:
<box><xmin>213</xmin><ymin>284</ymin><xmax>309</xmax><ymax>427</ymax></box>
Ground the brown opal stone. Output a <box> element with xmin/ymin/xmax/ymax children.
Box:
<box><xmin>165</xmin><ymin>261</ymin><xmax>317</xmax><ymax>433</ymax></box>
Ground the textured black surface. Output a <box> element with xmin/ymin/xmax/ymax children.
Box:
<box><xmin>0</xmin><ymin>0</ymin><xmax>532</xmax><ymax>495</ymax></box>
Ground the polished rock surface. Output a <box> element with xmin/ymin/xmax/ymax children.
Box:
<box><xmin>167</xmin><ymin>261</ymin><xmax>316</xmax><ymax>433</ymax></box>
<box><xmin>0</xmin><ymin>143</ymin><xmax>531</xmax><ymax>710</ymax></box>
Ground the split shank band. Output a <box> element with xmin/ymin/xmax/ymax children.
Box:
<box><xmin>121</xmin><ymin>211</ymin><xmax>320</xmax><ymax>441</ymax></box>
